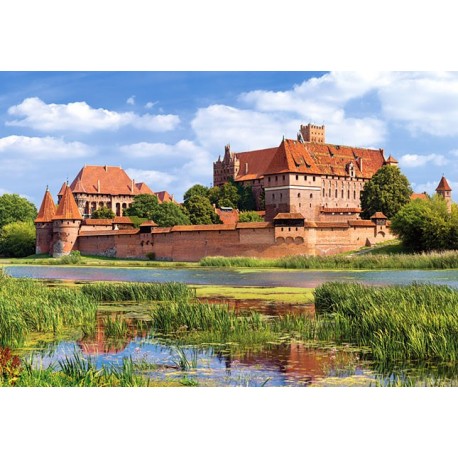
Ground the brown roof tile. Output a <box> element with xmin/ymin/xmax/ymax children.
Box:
<box><xmin>410</xmin><ymin>192</ymin><xmax>428</xmax><ymax>200</ymax></box>
<box><xmin>371</xmin><ymin>212</ymin><xmax>387</xmax><ymax>219</ymax></box>
<box><xmin>114</xmin><ymin>216</ymin><xmax>134</xmax><ymax>224</ymax></box>
<box><xmin>65</xmin><ymin>165</ymin><xmax>154</xmax><ymax>196</ymax></box>
<box><xmin>140</xmin><ymin>220</ymin><xmax>159</xmax><ymax>227</ymax></box>
<box><xmin>315</xmin><ymin>222</ymin><xmax>350</xmax><ymax>228</ymax></box>
<box><xmin>35</xmin><ymin>188</ymin><xmax>57</xmax><ymax>223</ymax></box>
<box><xmin>436</xmin><ymin>176</ymin><xmax>452</xmax><ymax>191</ymax></box>
<box><xmin>320</xmin><ymin>207</ymin><xmax>361</xmax><ymax>213</ymax></box>
<box><xmin>155</xmin><ymin>190</ymin><xmax>175</xmax><ymax>203</ymax></box>
<box><xmin>348</xmin><ymin>220</ymin><xmax>375</xmax><ymax>227</ymax></box>
<box><xmin>84</xmin><ymin>219</ymin><xmax>113</xmax><ymax>225</ymax></box>
<box><xmin>233</xmin><ymin>147</ymin><xmax>279</xmax><ymax>181</ymax></box>
<box><xmin>78</xmin><ymin>229</ymin><xmax>139</xmax><ymax>237</ymax></box>
<box><xmin>53</xmin><ymin>184</ymin><xmax>82</xmax><ymax>220</ymax></box>
<box><xmin>273</xmin><ymin>212</ymin><xmax>305</xmax><ymax>220</ymax></box>
<box><xmin>236</xmin><ymin>222</ymin><xmax>273</xmax><ymax>229</ymax></box>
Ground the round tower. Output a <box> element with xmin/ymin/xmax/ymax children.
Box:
<box><xmin>52</xmin><ymin>183</ymin><xmax>83</xmax><ymax>257</ymax></box>
<box><xmin>34</xmin><ymin>187</ymin><xmax>57</xmax><ymax>255</ymax></box>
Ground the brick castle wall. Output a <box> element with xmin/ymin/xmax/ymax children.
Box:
<box><xmin>77</xmin><ymin>222</ymin><xmax>394</xmax><ymax>261</ymax></box>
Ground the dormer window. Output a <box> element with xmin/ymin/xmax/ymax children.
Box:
<box><xmin>347</xmin><ymin>162</ymin><xmax>355</xmax><ymax>178</ymax></box>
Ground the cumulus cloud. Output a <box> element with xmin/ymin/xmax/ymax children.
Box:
<box><xmin>0</xmin><ymin>135</ymin><xmax>92</xmax><ymax>159</ymax></box>
<box><xmin>122</xmin><ymin>140</ymin><xmax>214</xmax><ymax>199</ymax></box>
<box><xmin>144</xmin><ymin>101</ymin><xmax>157</xmax><ymax>109</ymax></box>
<box><xmin>6</xmin><ymin>97</ymin><xmax>180</xmax><ymax>133</ymax></box>
<box><xmin>126</xmin><ymin>96</ymin><xmax>135</xmax><ymax>105</ymax></box>
<box><xmin>125</xmin><ymin>168</ymin><xmax>176</xmax><ymax>192</ymax></box>
<box><xmin>399</xmin><ymin>153</ymin><xmax>449</xmax><ymax>168</ymax></box>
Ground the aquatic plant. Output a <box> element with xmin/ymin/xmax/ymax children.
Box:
<box><xmin>0</xmin><ymin>347</ymin><xmax>22</xmax><ymax>385</ymax></box>
<box><xmin>314</xmin><ymin>282</ymin><xmax>458</xmax><ymax>362</ymax></box>
<box><xmin>199</xmin><ymin>250</ymin><xmax>458</xmax><ymax>270</ymax></box>
<box><xmin>0</xmin><ymin>273</ymin><xmax>97</xmax><ymax>348</ymax></box>
<box><xmin>103</xmin><ymin>315</ymin><xmax>130</xmax><ymax>338</ymax></box>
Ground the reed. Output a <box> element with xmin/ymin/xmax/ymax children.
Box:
<box><xmin>81</xmin><ymin>281</ymin><xmax>194</xmax><ymax>302</ymax></box>
<box><xmin>313</xmin><ymin>282</ymin><xmax>458</xmax><ymax>362</ymax></box>
<box><xmin>0</xmin><ymin>271</ymin><xmax>97</xmax><ymax>348</ymax></box>
<box><xmin>103</xmin><ymin>315</ymin><xmax>130</xmax><ymax>338</ymax></box>
<box><xmin>200</xmin><ymin>250</ymin><xmax>458</xmax><ymax>270</ymax></box>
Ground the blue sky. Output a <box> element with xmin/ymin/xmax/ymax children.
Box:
<box><xmin>0</xmin><ymin>71</ymin><xmax>457</xmax><ymax>207</ymax></box>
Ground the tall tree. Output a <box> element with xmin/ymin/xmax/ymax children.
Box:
<box><xmin>91</xmin><ymin>207</ymin><xmax>115</xmax><ymax>219</ymax></box>
<box><xmin>183</xmin><ymin>184</ymin><xmax>209</xmax><ymax>203</ymax></box>
<box><xmin>391</xmin><ymin>195</ymin><xmax>456</xmax><ymax>251</ymax></box>
<box><xmin>0</xmin><ymin>194</ymin><xmax>37</xmax><ymax>229</ymax></box>
<box><xmin>124</xmin><ymin>194</ymin><xmax>159</xmax><ymax>220</ymax></box>
<box><xmin>238</xmin><ymin>211</ymin><xmax>263</xmax><ymax>222</ymax></box>
<box><xmin>360</xmin><ymin>166</ymin><xmax>412</xmax><ymax>219</ymax></box>
<box><xmin>154</xmin><ymin>202</ymin><xmax>190</xmax><ymax>227</ymax></box>
<box><xmin>184</xmin><ymin>195</ymin><xmax>220</xmax><ymax>225</ymax></box>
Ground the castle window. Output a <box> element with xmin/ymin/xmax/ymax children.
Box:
<box><xmin>313</xmin><ymin>176</ymin><xmax>316</xmax><ymax>182</ymax></box>
<box><xmin>282</xmin><ymin>175</ymin><xmax>285</xmax><ymax>181</ymax></box>
<box><xmin>335</xmin><ymin>189</ymin><xmax>338</xmax><ymax>198</ymax></box>
<box><xmin>341</xmin><ymin>190</ymin><xmax>344</xmax><ymax>198</ymax></box>
<box><xmin>328</xmin><ymin>189</ymin><xmax>331</xmax><ymax>197</ymax></box>
<box><xmin>268</xmin><ymin>177</ymin><xmax>271</xmax><ymax>183</ymax></box>
<box><xmin>280</xmin><ymin>193</ymin><xmax>283</xmax><ymax>200</ymax></box>
<box><xmin>323</xmin><ymin>188</ymin><xmax>325</xmax><ymax>197</ymax></box>
<box><xmin>272</xmin><ymin>194</ymin><xmax>275</xmax><ymax>201</ymax></box>
<box><xmin>297</xmin><ymin>193</ymin><xmax>301</xmax><ymax>198</ymax></box>
<box><xmin>275</xmin><ymin>176</ymin><xmax>278</xmax><ymax>182</ymax></box>
<box><xmin>354</xmin><ymin>191</ymin><xmax>356</xmax><ymax>199</ymax></box>
<box><xmin>348</xmin><ymin>190</ymin><xmax>350</xmax><ymax>199</ymax></box>
<box><xmin>296</xmin><ymin>175</ymin><xmax>298</xmax><ymax>180</ymax></box>
<box><xmin>310</xmin><ymin>193</ymin><xmax>313</xmax><ymax>199</ymax></box>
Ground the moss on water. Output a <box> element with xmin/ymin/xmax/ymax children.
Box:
<box><xmin>193</xmin><ymin>285</ymin><xmax>315</xmax><ymax>304</ymax></box>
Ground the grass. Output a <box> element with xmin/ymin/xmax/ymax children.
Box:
<box><xmin>0</xmin><ymin>270</ymin><xmax>97</xmax><ymax>348</ymax></box>
<box><xmin>313</xmin><ymin>282</ymin><xmax>458</xmax><ymax>362</ymax></box>
<box><xmin>199</xmin><ymin>250</ymin><xmax>458</xmax><ymax>270</ymax></box>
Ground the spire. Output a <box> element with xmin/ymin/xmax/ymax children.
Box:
<box><xmin>35</xmin><ymin>188</ymin><xmax>57</xmax><ymax>223</ymax></box>
<box><xmin>436</xmin><ymin>175</ymin><xmax>452</xmax><ymax>192</ymax></box>
<box><xmin>53</xmin><ymin>184</ymin><xmax>83</xmax><ymax>220</ymax></box>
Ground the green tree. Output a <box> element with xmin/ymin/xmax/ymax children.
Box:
<box><xmin>208</xmin><ymin>182</ymin><xmax>240</xmax><ymax>209</ymax></box>
<box><xmin>183</xmin><ymin>184</ymin><xmax>209</xmax><ymax>203</ymax></box>
<box><xmin>0</xmin><ymin>221</ymin><xmax>36</xmax><ymax>257</ymax></box>
<box><xmin>235</xmin><ymin>182</ymin><xmax>256</xmax><ymax>211</ymax></box>
<box><xmin>124</xmin><ymin>194</ymin><xmax>159</xmax><ymax>220</ymax></box>
<box><xmin>238</xmin><ymin>211</ymin><xmax>263</xmax><ymax>222</ymax></box>
<box><xmin>360</xmin><ymin>166</ymin><xmax>412</xmax><ymax>219</ymax></box>
<box><xmin>91</xmin><ymin>207</ymin><xmax>115</xmax><ymax>219</ymax></box>
<box><xmin>391</xmin><ymin>195</ymin><xmax>457</xmax><ymax>251</ymax></box>
<box><xmin>0</xmin><ymin>194</ymin><xmax>37</xmax><ymax>229</ymax></box>
<box><xmin>154</xmin><ymin>202</ymin><xmax>190</xmax><ymax>227</ymax></box>
<box><xmin>184</xmin><ymin>195</ymin><xmax>220</xmax><ymax>225</ymax></box>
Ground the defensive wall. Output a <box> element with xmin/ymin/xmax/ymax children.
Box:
<box><xmin>75</xmin><ymin>217</ymin><xmax>394</xmax><ymax>261</ymax></box>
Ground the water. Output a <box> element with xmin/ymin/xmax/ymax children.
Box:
<box><xmin>5</xmin><ymin>265</ymin><xmax>458</xmax><ymax>288</ymax></box>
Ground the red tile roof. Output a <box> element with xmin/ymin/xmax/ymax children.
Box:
<box><xmin>140</xmin><ymin>220</ymin><xmax>159</xmax><ymax>227</ymax></box>
<box><xmin>155</xmin><ymin>190</ymin><xmax>176</xmax><ymax>203</ymax></box>
<box><xmin>232</xmin><ymin>138</ymin><xmax>386</xmax><ymax>181</ymax></box>
<box><xmin>236</xmin><ymin>222</ymin><xmax>273</xmax><ymax>229</ymax></box>
<box><xmin>78</xmin><ymin>229</ymin><xmax>139</xmax><ymax>237</ymax></box>
<box><xmin>320</xmin><ymin>207</ymin><xmax>361</xmax><ymax>213</ymax></box>
<box><xmin>436</xmin><ymin>176</ymin><xmax>452</xmax><ymax>191</ymax></box>
<box><xmin>273</xmin><ymin>212</ymin><xmax>305</xmax><ymax>220</ymax></box>
<box><xmin>35</xmin><ymin>188</ymin><xmax>57</xmax><ymax>223</ymax></box>
<box><xmin>53</xmin><ymin>184</ymin><xmax>83</xmax><ymax>220</ymax></box>
<box><xmin>371</xmin><ymin>212</ymin><xmax>387</xmax><ymax>219</ymax></box>
<box><xmin>385</xmin><ymin>155</ymin><xmax>399</xmax><ymax>164</ymax></box>
<box><xmin>348</xmin><ymin>220</ymin><xmax>375</xmax><ymax>227</ymax></box>
<box><xmin>410</xmin><ymin>192</ymin><xmax>428</xmax><ymax>200</ymax></box>
<box><xmin>114</xmin><ymin>216</ymin><xmax>134</xmax><ymax>224</ymax></box>
<box><xmin>233</xmin><ymin>147</ymin><xmax>279</xmax><ymax>181</ymax></box>
<box><xmin>84</xmin><ymin>219</ymin><xmax>113</xmax><ymax>225</ymax></box>
<box><xmin>315</xmin><ymin>222</ymin><xmax>350</xmax><ymax>228</ymax></box>
<box><xmin>62</xmin><ymin>165</ymin><xmax>154</xmax><ymax>196</ymax></box>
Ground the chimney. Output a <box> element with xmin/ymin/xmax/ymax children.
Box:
<box><xmin>245</xmin><ymin>163</ymin><xmax>248</xmax><ymax>174</ymax></box>
<box><xmin>97</xmin><ymin>180</ymin><xmax>100</xmax><ymax>193</ymax></box>
<box><xmin>131</xmin><ymin>179</ymin><xmax>134</xmax><ymax>193</ymax></box>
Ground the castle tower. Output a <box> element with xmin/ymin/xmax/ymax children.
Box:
<box><xmin>34</xmin><ymin>187</ymin><xmax>57</xmax><ymax>254</ymax></box>
<box><xmin>52</xmin><ymin>183</ymin><xmax>83</xmax><ymax>257</ymax></box>
<box><xmin>300</xmin><ymin>123</ymin><xmax>326</xmax><ymax>143</ymax></box>
<box><xmin>436</xmin><ymin>176</ymin><xmax>452</xmax><ymax>213</ymax></box>
<box><xmin>213</xmin><ymin>144</ymin><xmax>240</xmax><ymax>186</ymax></box>
<box><xmin>384</xmin><ymin>155</ymin><xmax>399</xmax><ymax>166</ymax></box>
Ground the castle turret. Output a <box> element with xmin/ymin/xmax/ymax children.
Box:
<box><xmin>52</xmin><ymin>183</ymin><xmax>83</xmax><ymax>257</ymax></box>
<box><xmin>34</xmin><ymin>187</ymin><xmax>56</xmax><ymax>255</ymax></box>
<box><xmin>436</xmin><ymin>175</ymin><xmax>452</xmax><ymax>213</ymax></box>
<box><xmin>300</xmin><ymin>123</ymin><xmax>326</xmax><ymax>143</ymax></box>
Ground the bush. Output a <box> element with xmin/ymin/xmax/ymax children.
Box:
<box><xmin>0</xmin><ymin>220</ymin><xmax>36</xmax><ymax>257</ymax></box>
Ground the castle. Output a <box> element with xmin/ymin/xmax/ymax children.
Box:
<box><xmin>214</xmin><ymin>124</ymin><xmax>400</xmax><ymax>221</ymax></box>
<box><xmin>34</xmin><ymin>125</ymin><xmax>452</xmax><ymax>261</ymax></box>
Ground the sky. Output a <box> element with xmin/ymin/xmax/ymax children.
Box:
<box><xmin>0</xmin><ymin>71</ymin><xmax>457</xmax><ymax>208</ymax></box>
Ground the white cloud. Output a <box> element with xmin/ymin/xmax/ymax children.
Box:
<box><xmin>126</xmin><ymin>96</ymin><xmax>135</xmax><ymax>105</ymax></box>
<box><xmin>399</xmin><ymin>153</ymin><xmax>448</xmax><ymax>168</ymax></box>
<box><xmin>411</xmin><ymin>179</ymin><xmax>458</xmax><ymax>197</ymax></box>
<box><xmin>125</xmin><ymin>168</ymin><xmax>176</xmax><ymax>192</ymax></box>
<box><xmin>0</xmin><ymin>135</ymin><xmax>92</xmax><ymax>159</ymax></box>
<box><xmin>144</xmin><ymin>101</ymin><xmax>157</xmax><ymax>109</ymax></box>
<box><xmin>377</xmin><ymin>72</ymin><xmax>458</xmax><ymax>136</ymax></box>
<box><xmin>7</xmin><ymin>97</ymin><xmax>180</xmax><ymax>133</ymax></box>
<box><xmin>123</xmin><ymin>140</ymin><xmax>214</xmax><ymax>199</ymax></box>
